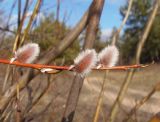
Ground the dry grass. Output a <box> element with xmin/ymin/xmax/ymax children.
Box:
<box><xmin>76</xmin><ymin>63</ymin><xmax>160</xmax><ymax>122</ymax></box>
<box><xmin>0</xmin><ymin>63</ymin><xmax>159</xmax><ymax>122</ymax></box>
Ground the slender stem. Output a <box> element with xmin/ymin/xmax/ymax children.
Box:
<box><xmin>109</xmin><ymin>69</ymin><xmax>135</xmax><ymax>122</ymax></box>
<box><xmin>135</xmin><ymin>0</ymin><xmax>159</xmax><ymax>64</ymax></box>
<box><xmin>19</xmin><ymin>0</ymin><xmax>42</xmax><ymax>46</ymax></box>
<box><xmin>112</xmin><ymin>0</ymin><xmax>133</xmax><ymax>45</ymax></box>
<box><xmin>123</xmin><ymin>89</ymin><xmax>156</xmax><ymax>122</ymax></box>
<box><xmin>93</xmin><ymin>70</ymin><xmax>108</xmax><ymax>122</ymax></box>
<box><xmin>0</xmin><ymin>59</ymin><xmax>148</xmax><ymax>72</ymax></box>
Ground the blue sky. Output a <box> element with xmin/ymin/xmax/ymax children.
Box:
<box><xmin>0</xmin><ymin>0</ymin><xmax>126</xmax><ymax>40</ymax></box>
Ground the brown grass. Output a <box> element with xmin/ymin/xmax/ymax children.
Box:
<box><xmin>0</xmin><ymin>63</ymin><xmax>159</xmax><ymax>122</ymax></box>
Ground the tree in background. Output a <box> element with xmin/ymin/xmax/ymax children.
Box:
<box><xmin>120</xmin><ymin>0</ymin><xmax>160</xmax><ymax>64</ymax></box>
<box><xmin>30</xmin><ymin>14</ymin><xmax>80</xmax><ymax>65</ymax></box>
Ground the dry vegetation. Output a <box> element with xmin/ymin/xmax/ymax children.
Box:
<box><xmin>0</xmin><ymin>63</ymin><xmax>159</xmax><ymax>122</ymax></box>
<box><xmin>0</xmin><ymin>0</ymin><xmax>160</xmax><ymax>122</ymax></box>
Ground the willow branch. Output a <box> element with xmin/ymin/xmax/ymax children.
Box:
<box><xmin>123</xmin><ymin>82</ymin><xmax>160</xmax><ymax>122</ymax></box>
<box><xmin>135</xmin><ymin>0</ymin><xmax>159</xmax><ymax>64</ymax></box>
<box><xmin>93</xmin><ymin>71</ymin><xmax>108</xmax><ymax>122</ymax></box>
<box><xmin>18</xmin><ymin>0</ymin><xmax>21</xmax><ymax>29</ymax></box>
<box><xmin>83</xmin><ymin>0</ymin><xmax>105</xmax><ymax>49</ymax></box>
<box><xmin>0</xmin><ymin>27</ymin><xmax>15</xmax><ymax>34</ymax></box>
<box><xmin>0</xmin><ymin>1</ymin><xmax>89</xmax><ymax>113</ymax></box>
<box><xmin>2</xmin><ymin>0</ymin><xmax>21</xmax><ymax>93</ymax></box>
<box><xmin>0</xmin><ymin>59</ymin><xmax>148</xmax><ymax>72</ymax></box>
<box><xmin>13</xmin><ymin>0</ymin><xmax>32</xmax><ymax>51</ymax></box>
<box><xmin>123</xmin><ymin>88</ymin><xmax>156</xmax><ymax>122</ymax></box>
<box><xmin>111</xmin><ymin>0</ymin><xmax>133</xmax><ymax>45</ymax></box>
<box><xmin>56</xmin><ymin>0</ymin><xmax>60</xmax><ymax>21</ymax></box>
<box><xmin>62</xmin><ymin>1</ymin><xmax>105</xmax><ymax>121</ymax></box>
<box><xmin>109</xmin><ymin>1</ymin><xmax>159</xmax><ymax>122</ymax></box>
<box><xmin>19</xmin><ymin>0</ymin><xmax>42</xmax><ymax>47</ymax></box>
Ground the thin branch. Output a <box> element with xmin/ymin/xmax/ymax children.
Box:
<box><xmin>62</xmin><ymin>1</ymin><xmax>105</xmax><ymax>120</ymax></box>
<box><xmin>123</xmin><ymin>82</ymin><xmax>160</xmax><ymax>121</ymax></box>
<box><xmin>0</xmin><ymin>2</ymin><xmax>90</xmax><ymax>114</ymax></box>
<box><xmin>93</xmin><ymin>70</ymin><xmax>108</xmax><ymax>122</ymax></box>
<box><xmin>56</xmin><ymin>0</ymin><xmax>60</xmax><ymax>21</ymax></box>
<box><xmin>7</xmin><ymin>0</ymin><xmax>17</xmax><ymax>27</ymax></box>
<box><xmin>111</xmin><ymin>0</ymin><xmax>133</xmax><ymax>45</ymax></box>
<box><xmin>19</xmin><ymin>0</ymin><xmax>42</xmax><ymax>47</ymax></box>
<box><xmin>13</xmin><ymin>2</ymin><xmax>29</xmax><ymax>51</ymax></box>
<box><xmin>18</xmin><ymin>0</ymin><xmax>21</xmax><ymax>30</ymax></box>
<box><xmin>0</xmin><ymin>59</ymin><xmax>148</xmax><ymax>72</ymax></box>
<box><xmin>108</xmin><ymin>1</ymin><xmax>159</xmax><ymax>121</ymax></box>
<box><xmin>16</xmin><ymin>2</ymin><xmax>22</xmax><ymax>121</ymax></box>
<box><xmin>0</xmin><ymin>0</ymin><xmax>16</xmax><ymax>46</ymax></box>
<box><xmin>2</xmin><ymin>0</ymin><xmax>30</xmax><ymax>93</ymax></box>
<box><xmin>2</xmin><ymin>0</ymin><xmax>41</xmax><ymax>95</ymax></box>
<box><xmin>26</xmin><ymin>77</ymin><xmax>51</xmax><ymax>114</ymax></box>
<box><xmin>0</xmin><ymin>0</ymin><xmax>29</xmax><ymax>35</ymax></box>
<box><xmin>109</xmin><ymin>69</ymin><xmax>135</xmax><ymax>122</ymax></box>
<box><xmin>22</xmin><ymin>0</ymin><xmax>29</xmax><ymax>21</ymax></box>
<box><xmin>135</xmin><ymin>0</ymin><xmax>159</xmax><ymax>64</ymax></box>
<box><xmin>123</xmin><ymin>88</ymin><xmax>156</xmax><ymax>122</ymax></box>
<box><xmin>0</xmin><ymin>27</ymin><xmax>15</xmax><ymax>34</ymax></box>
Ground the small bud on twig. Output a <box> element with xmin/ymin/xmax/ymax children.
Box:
<box><xmin>40</xmin><ymin>68</ymin><xmax>54</xmax><ymax>73</ymax></box>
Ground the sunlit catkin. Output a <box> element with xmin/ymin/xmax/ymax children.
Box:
<box><xmin>10</xmin><ymin>43</ymin><xmax>40</xmax><ymax>63</ymax></box>
<box><xmin>98</xmin><ymin>45</ymin><xmax>119</xmax><ymax>67</ymax></box>
<box><xmin>69</xmin><ymin>49</ymin><xmax>98</xmax><ymax>76</ymax></box>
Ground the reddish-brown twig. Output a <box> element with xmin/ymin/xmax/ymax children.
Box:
<box><xmin>0</xmin><ymin>59</ymin><xmax>148</xmax><ymax>72</ymax></box>
<box><xmin>94</xmin><ymin>64</ymin><xmax>148</xmax><ymax>70</ymax></box>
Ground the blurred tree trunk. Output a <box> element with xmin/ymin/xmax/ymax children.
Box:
<box><xmin>61</xmin><ymin>0</ymin><xmax>105</xmax><ymax>122</ymax></box>
<box><xmin>83</xmin><ymin>0</ymin><xmax>105</xmax><ymax>49</ymax></box>
<box><xmin>61</xmin><ymin>75</ymin><xmax>84</xmax><ymax>122</ymax></box>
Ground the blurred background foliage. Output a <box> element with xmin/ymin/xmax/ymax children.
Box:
<box><xmin>0</xmin><ymin>0</ymin><xmax>159</xmax><ymax>65</ymax></box>
<box><xmin>29</xmin><ymin>14</ymin><xmax>81</xmax><ymax>65</ymax></box>
<box><xmin>120</xmin><ymin>0</ymin><xmax>160</xmax><ymax>64</ymax></box>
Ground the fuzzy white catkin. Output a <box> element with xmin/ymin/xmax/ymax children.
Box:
<box><xmin>71</xmin><ymin>49</ymin><xmax>98</xmax><ymax>76</ymax></box>
<box><xmin>98</xmin><ymin>45</ymin><xmax>119</xmax><ymax>67</ymax></box>
<box><xmin>14</xmin><ymin>43</ymin><xmax>40</xmax><ymax>63</ymax></box>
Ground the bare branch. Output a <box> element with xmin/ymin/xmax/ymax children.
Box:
<box><xmin>56</xmin><ymin>0</ymin><xmax>60</xmax><ymax>21</ymax></box>
<box><xmin>135</xmin><ymin>0</ymin><xmax>159</xmax><ymax>64</ymax></box>
<box><xmin>18</xmin><ymin>0</ymin><xmax>42</xmax><ymax>48</ymax></box>
<box><xmin>123</xmin><ymin>88</ymin><xmax>156</xmax><ymax>122</ymax></box>
<box><xmin>83</xmin><ymin>0</ymin><xmax>105</xmax><ymax>49</ymax></box>
<box><xmin>108</xmin><ymin>1</ymin><xmax>159</xmax><ymax>122</ymax></box>
<box><xmin>0</xmin><ymin>1</ymin><xmax>90</xmax><ymax>113</ymax></box>
<box><xmin>62</xmin><ymin>0</ymin><xmax>105</xmax><ymax>121</ymax></box>
<box><xmin>111</xmin><ymin>0</ymin><xmax>133</xmax><ymax>45</ymax></box>
<box><xmin>0</xmin><ymin>59</ymin><xmax>149</xmax><ymax>71</ymax></box>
